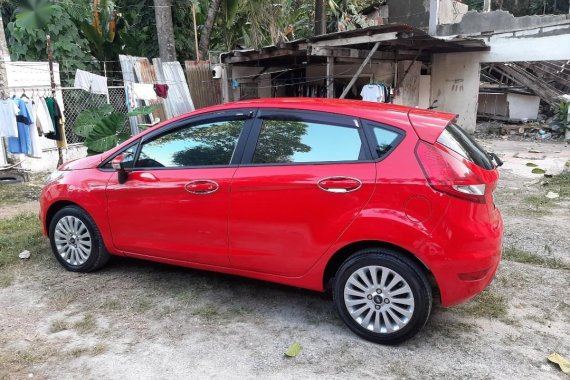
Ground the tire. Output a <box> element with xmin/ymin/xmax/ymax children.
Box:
<box><xmin>48</xmin><ymin>206</ymin><xmax>110</xmax><ymax>272</ymax></box>
<box><xmin>332</xmin><ymin>248</ymin><xmax>432</xmax><ymax>345</ymax></box>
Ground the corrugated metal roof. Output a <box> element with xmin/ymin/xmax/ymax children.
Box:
<box><xmin>153</xmin><ymin>59</ymin><xmax>195</xmax><ymax>118</ymax></box>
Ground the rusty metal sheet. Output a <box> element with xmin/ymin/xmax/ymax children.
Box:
<box><xmin>133</xmin><ymin>59</ymin><xmax>167</xmax><ymax>123</ymax></box>
<box><xmin>184</xmin><ymin>61</ymin><xmax>222</xmax><ymax>109</ymax></box>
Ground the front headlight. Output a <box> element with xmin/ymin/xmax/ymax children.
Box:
<box><xmin>45</xmin><ymin>170</ymin><xmax>66</xmax><ymax>185</ymax></box>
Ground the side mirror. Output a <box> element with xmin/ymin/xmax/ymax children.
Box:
<box><xmin>111</xmin><ymin>153</ymin><xmax>132</xmax><ymax>184</ymax></box>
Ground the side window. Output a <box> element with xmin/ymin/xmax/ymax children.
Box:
<box><xmin>372</xmin><ymin>127</ymin><xmax>400</xmax><ymax>158</ymax></box>
<box><xmin>252</xmin><ymin>118</ymin><xmax>364</xmax><ymax>164</ymax></box>
<box><xmin>101</xmin><ymin>144</ymin><xmax>137</xmax><ymax>169</ymax></box>
<box><xmin>136</xmin><ymin>119</ymin><xmax>246</xmax><ymax>168</ymax></box>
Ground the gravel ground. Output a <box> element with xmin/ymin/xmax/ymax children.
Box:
<box><xmin>0</xmin><ymin>139</ymin><xmax>569</xmax><ymax>379</ymax></box>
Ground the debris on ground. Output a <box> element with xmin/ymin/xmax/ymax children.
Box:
<box><xmin>19</xmin><ymin>250</ymin><xmax>31</xmax><ymax>259</ymax></box>
<box><xmin>545</xmin><ymin>192</ymin><xmax>560</xmax><ymax>199</ymax></box>
<box><xmin>285</xmin><ymin>342</ymin><xmax>302</xmax><ymax>358</ymax></box>
<box><xmin>548</xmin><ymin>352</ymin><xmax>570</xmax><ymax>374</ymax></box>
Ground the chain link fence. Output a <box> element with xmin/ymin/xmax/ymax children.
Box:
<box><xmin>61</xmin><ymin>86</ymin><xmax>128</xmax><ymax>145</ymax></box>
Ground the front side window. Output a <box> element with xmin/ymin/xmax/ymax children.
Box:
<box><xmin>137</xmin><ymin>119</ymin><xmax>246</xmax><ymax>168</ymax></box>
<box><xmin>252</xmin><ymin>118</ymin><xmax>364</xmax><ymax>164</ymax></box>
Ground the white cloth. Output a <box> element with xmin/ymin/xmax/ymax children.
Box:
<box><xmin>24</xmin><ymin>100</ymin><xmax>42</xmax><ymax>158</ymax></box>
<box><xmin>132</xmin><ymin>83</ymin><xmax>157</xmax><ymax>100</ymax></box>
<box><xmin>360</xmin><ymin>84</ymin><xmax>384</xmax><ymax>103</ymax></box>
<box><xmin>37</xmin><ymin>97</ymin><xmax>55</xmax><ymax>133</ymax></box>
<box><xmin>0</xmin><ymin>98</ymin><xmax>19</xmax><ymax>137</ymax></box>
<box><xmin>74</xmin><ymin>69</ymin><xmax>109</xmax><ymax>95</ymax></box>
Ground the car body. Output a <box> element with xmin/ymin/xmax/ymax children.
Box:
<box><xmin>40</xmin><ymin>98</ymin><xmax>503</xmax><ymax>344</ymax></box>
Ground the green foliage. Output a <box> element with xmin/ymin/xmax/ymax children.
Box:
<box><xmin>555</xmin><ymin>101</ymin><xmax>569</xmax><ymax>129</ymax></box>
<box><xmin>5</xmin><ymin>0</ymin><xmax>93</xmax><ymax>83</ymax></box>
<box><xmin>74</xmin><ymin>104</ymin><xmax>155</xmax><ymax>153</ymax></box>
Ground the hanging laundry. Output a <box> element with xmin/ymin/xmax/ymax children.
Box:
<box><xmin>132</xmin><ymin>83</ymin><xmax>157</xmax><ymax>100</ymax></box>
<box><xmin>0</xmin><ymin>98</ymin><xmax>19</xmax><ymax>138</ymax></box>
<box><xmin>360</xmin><ymin>84</ymin><xmax>384</xmax><ymax>103</ymax></box>
<box><xmin>124</xmin><ymin>82</ymin><xmax>137</xmax><ymax>110</ymax></box>
<box><xmin>44</xmin><ymin>97</ymin><xmax>63</xmax><ymax>141</ymax></box>
<box><xmin>56</xmin><ymin>110</ymin><xmax>68</xmax><ymax>150</ymax></box>
<box><xmin>22</xmin><ymin>98</ymin><xmax>42</xmax><ymax>158</ymax></box>
<box><xmin>7</xmin><ymin>97</ymin><xmax>32</xmax><ymax>155</ymax></box>
<box><xmin>35</xmin><ymin>96</ymin><xmax>55</xmax><ymax>134</ymax></box>
<box><xmin>154</xmin><ymin>84</ymin><xmax>169</xmax><ymax>98</ymax></box>
<box><xmin>74</xmin><ymin>69</ymin><xmax>109</xmax><ymax>95</ymax></box>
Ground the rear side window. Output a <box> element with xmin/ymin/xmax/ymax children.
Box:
<box><xmin>372</xmin><ymin>127</ymin><xmax>401</xmax><ymax>159</ymax></box>
<box><xmin>252</xmin><ymin>119</ymin><xmax>364</xmax><ymax>164</ymax></box>
<box><xmin>437</xmin><ymin>123</ymin><xmax>493</xmax><ymax>170</ymax></box>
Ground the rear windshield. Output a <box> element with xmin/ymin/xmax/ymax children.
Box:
<box><xmin>437</xmin><ymin>123</ymin><xmax>494</xmax><ymax>170</ymax></box>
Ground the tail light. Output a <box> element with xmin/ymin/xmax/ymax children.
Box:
<box><xmin>415</xmin><ymin>141</ymin><xmax>486</xmax><ymax>203</ymax></box>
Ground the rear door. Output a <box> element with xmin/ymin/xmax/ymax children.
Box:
<box><xmin>228</xmin><ymin>109</ymin><xmax>377</xmax><ymax>277</ymax></box>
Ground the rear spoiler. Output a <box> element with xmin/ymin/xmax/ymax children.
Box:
<box><xmin>407</xmin><ymin>108</ymin><xmax>457</xmax><ymax>144</ymax></box>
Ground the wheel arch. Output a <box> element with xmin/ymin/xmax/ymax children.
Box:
<box><xmin>45</xmin><ymin>200</ymin><xmax>85</xmax><ymax>237</ymax></box>
<box><xmin>322</xmin><ymin>240</ymin><xmax>439</xmax><ymax>296</ymax></box>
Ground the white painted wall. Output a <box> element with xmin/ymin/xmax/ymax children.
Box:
<box><xmin>432</xmin><ymin>24</ymin><xmax>570</xmax><ymax>131</ymax></box>
<box><xmin>507</xmin><ymin>93</ymin><xmax>540</xmax><ymax>120</ymax></box>
<box><xmin>394</xmin><ymin>61</ymin><xmax>421</xmax><ymax>107</ymax></box>
<box><xmin>419</xmin><ymin>75</ymin><xmax>431</xmax><ymax>109</ymax></box>
<box><xmin>19</xmin><ymin>144</ymin><xmax>87</xmax><ymax>172</ymax></box>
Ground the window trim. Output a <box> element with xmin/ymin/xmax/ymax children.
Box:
<box><xmin>101</xmin><ymin>109</ymin><xmax>257</xmax><ymax>171</ymax></box>
<box><xmin>240</xmin><ymin>109</ymin><xmax>374</xmax><ymax>167</ymax></box>
<box><xmin>360</xmin><ymin>119</ymin><xmax>406</xmax><ymax>162</ymax></box>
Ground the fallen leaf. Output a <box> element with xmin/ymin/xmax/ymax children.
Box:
<box><xmin>548</xmin><ymin>352</ymin><xmax>570</xmax><ymax>374</ymax></box>
<box><xmin>531</xmin><ymin>168</ymin><xmax>546</xmax><ymax>174</ymax></box>
<box><xmin>526</xmin><ymin>163</ymin><xmax>538</xmax><ymax>167</ymax></box>
<box><xmin>285</xmin><ymin>342</ymin><xmax>302</xmax><ymax>357</ymax></box>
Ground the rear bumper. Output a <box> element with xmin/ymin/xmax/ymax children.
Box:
<box><xmin>432</xmin><ymin>209</ymin><xmax>503</xmax><ymax>307</ymax></box>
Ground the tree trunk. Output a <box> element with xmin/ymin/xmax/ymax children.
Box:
<box><xmin>154</xmin><ymin>0</ymin><xmax>177</xmax><ymax>62</ymax></box>
<box><xmin>198</xmin><ymin>0</ymin><xmax>223</xmax><ymax>61</ymax></box>
<box><xmin>314</xmin><ymin>0</ymin><xmax>326</xmax><ymax>35</ymax></box>
<box><xmin>0</xmin><ymin>14</ymin><xmax>10</xmax><ymax>98</ymax></box>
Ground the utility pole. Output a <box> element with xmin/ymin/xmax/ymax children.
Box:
<box><xmin>47</xmin><ymin>35</ymin><xmax>63</xmax><ymax>167</ymax></box>
<box><xmin>153</xmin><ymin>0</ymin><xmax>177</xmax><ymax>62</ymax></box>
<box><xmin>314</xmin><ymin>0</ymin><xmax>326</xmax><ymax>36</ymax></box>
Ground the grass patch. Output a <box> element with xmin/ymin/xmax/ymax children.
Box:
<box><xmin>522</xmin><ymin>195</ymin><xmax>552</xmax><ymax>214</ymax></box>
<box><xmin>503</xmin><ymin>247</ymin><xmax>570</xmax><ymax>270</ymax></box>
<box><xmin>0</xmin><ymin>182</ymin><xmax>42</xmax><ymax>207</ymax></box>
<box><xmin>0</xmin><ymin>345</ymin><xmax>58</xmax><ymax>376</ymax></box>
<box><xmin>49</xmin><ymin>320</ymin><xmax>69</xmax><ymax>333</ymax></box>
<box><xmin>68</xmin><ymin>343</ymin><xmax>108</xmax><ymax>358</ymax></box>
<box><xmin>0</xmin><ymin>213</ymin><xmax>48</xmax><ymax>268</ymax></box>
<box><xmin>547</xmin><ymin>172</ymin><xmax>570</xmax><ymax>198</ymax></box>
<box><xmin>455</xmin><ymin>289</ymin><xmax>508</xmax><ymax>319</ymax></box>
<box><xmin>73</xmin><ymin>314</ymin><xmax>97</xmax><ymax>334</ymax></box>
<box><xmin>192</xmin><ymin>304</ymin><xmax>220</xmax><ymax>318</ymax></box>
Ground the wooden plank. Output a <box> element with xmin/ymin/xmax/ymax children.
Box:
<box><xmin>326</xmin><ymin>56</ymin><xmax>334</xmax><ymax>98</ymax></box>
<box><xmin>310</xmin><ymin>32</ymin><xmax>398</xmax><ymax>47</ymax></box>
<box><xmin>340</xmin><ymin>42</ymin><xmax>381</xmax><ymax>99</ymax></box>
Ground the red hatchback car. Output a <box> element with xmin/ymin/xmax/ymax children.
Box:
<box><xmin>40</xmin><ymin>98</ymin><xmax>503</xmax><ymax>344</ymax></box>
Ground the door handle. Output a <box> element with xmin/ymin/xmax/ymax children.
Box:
<box><xmin>317</xmin><ymin>176</ymin><xmax>362</xmax><ymax>193</ymax></box>
<box><xmin>185</xmin><ymin>180</ymin><xmax>219</xmax><ymax>194</ymax></box>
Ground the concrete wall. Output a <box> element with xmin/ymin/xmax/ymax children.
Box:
<box><xmin>394</xmin><ymin>61</ymin><xmax>421</xmax><ymax>107</ymax></box>
<box><xmin>419</xmin><ymin>75</ymin><xmax>431</xmax><ymax>109</ymax></box>
<box><xmin>437</xmin><ymin>10</ymin><xmax>570</xmax><ymax>36</ymax></box>
<box><xmin>438</xmin><ymin>0</ymin><xmax>468</xmax><ymax>25</ymax></box>
<box><xmin>431</xmin><ymin>23</ymin><xmax>570</xmax><ymax>132</ymax></box>
<box><xmin>18</xmin><ymin>144</ymin><xmax>87</xmax><ymax>172</ymax></box>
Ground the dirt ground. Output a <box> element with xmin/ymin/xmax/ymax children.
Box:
<box><xmin>0</xmin><ymin>139</ymin><xmax>569</xmax><ymax>379</ymax></box>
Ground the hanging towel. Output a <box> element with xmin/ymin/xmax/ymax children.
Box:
<box><xmin>44</xmin><ymin>97</ymin><xmax>63</xmax><ymax>141</ymax></box>
<box><xmin>8</xmin><ymin>98</ymin><xmax>32</xmax><ymax>155</ymax></box>
<box><xmin>360</xmin><ymin>84</ymin><xmax>384</xmax><ymax>103</ymax></box>
<box><xmin>56</xmin><ymin>108</ymin><xmax>68</xmax><ymax>150</ymax></box>
<box><xmin>154</xmin><ymin>84</ymin><xmax>169</xmax><ymax>98</ymax></box>
<box><xmin>124</xmin><ymin>82</ymin><xmax>137</xmax><ymax>110</ymax></box>
<box><xmin>0</xmin><ymin>98</ymin><xmax>19</xmax><ymax>137</ymax></box>
<box><xmin>132</xmin><ymin>83</ymin><xmax>157</xmax><ymax>100</ymax></box>
<box><xmin>74</xmin><ymin>69</ymin><xmax>109</xmax><ymax>96</ymax></box>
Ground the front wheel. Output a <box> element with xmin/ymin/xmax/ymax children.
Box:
<box><xmin>333</xmin><ymin>248</ymin><xmax>432</xmax><ymax>344</ymax></box>
<box><xmin>49</xmin><ymin>206</ymin><xmax>110</xmax><ymax>272</ymax></box>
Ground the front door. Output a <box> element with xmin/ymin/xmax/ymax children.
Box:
<box><xmin>228</xmin><ymin>109</ymin><xmax>377</xmax><ymax>277</ymax></box>
<box><xmin>106</xmin><ymin>111</ymin><xmax>253</xmax><ymax>266</ymax></box>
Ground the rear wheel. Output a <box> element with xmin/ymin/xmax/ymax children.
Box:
<box><xmin>49</xmin><ymin>206</ymin><xmax>110</xmax><ymax>272</ymax></box>
<box><xmin>333</xmin><ymin>248</ymin><xmax>432</xmax><ymax>344</ymax></box>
